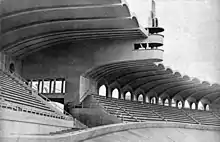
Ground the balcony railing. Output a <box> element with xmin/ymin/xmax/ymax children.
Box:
<box><xmin>148</xmin><ymin>34</ymin><xmax>164</xmax><ymax>47</ymax></box>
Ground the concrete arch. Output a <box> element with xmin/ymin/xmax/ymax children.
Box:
<box><xmin>173</xmin><ymin>85</ymin><xmax>210</xmax><ymax>101</ymax></box>
<box><xmin>138</xmin><ymin>76</ymin><xmax>185</xmax><ymax>94</ymax></box>
<box><xmin>134</xmin><ymin>88</ymin><xmax>145</xmax><ymax>102</ymax></box>
<box><xmin>191</xmin><ymin>78</ymin><xmax>200</xmax><ymax>83</ymax></box>
<box><xmin>186</xmin><ymin>96</ymin><xmax>197</xmax><ymax>104</ymax></box>
<box><xmin>165</xmin><ymin>67</ymin><xmax>173</xmax><ymax>74</ymax></box>
<box><xmin>189</xmin><ymin>88</ymin><xmax>220</xmax><ymax>102</ymax></box>
<box><xmin>159</xmin><ymin>92</ymin><xmax>171</xmax><ymax>101</ymax></box>
<box><xmin>112</xmin><ymin>70</ymin><xmax>166</xmax><ymax>88</ymax></box>
<box><xmin>122</xmin><ymin>85</ymin><xmax>134</xmax><ymax>100</ymax></box>
<box><xmin>95</xmin><ymin>62</ymin><xmax>157</xmax><ymax>82</ymax></box>
<box><xmin>198</xmin><ymin>101</ymin><xmax>204</xmax><ymax>110</ymax></box>
<box><xmin>109</xmin><ymin>81</ymin><xmax>121</xmax><ymax>98</ymax></box>
<box><xmin>202</xmin><ymin>81</ymin><xmax>211</xmax><ymax>86</ymax></box>
<box><xmin>102</xmin><ymin>66</ymin><xmax>158</xmax><ymax>84</ymax></box>
<box><xmin>150</xmin><ymin>80</ymin><xmax>192</xmax><ymax>98</ymax></box>
<box><xmin>184</xmin><ymin>100</ymin><xmax>190</xmax><ymax>109</ymax></box>
<box><xmin>183</xmin><ymin>75</ymin><xmax>190</xmax><ymax>80</ymax></box>
<box><xmin>157</xmin><ymin>63</ymin><xmax>165</xmax><ymax>70</ymax></box>
<box><xmin>97</xmin><ymin>79</ymin><xmax>109</xmax><ymax>97</ymax></box>
<box><xmin>109</xmin><ymin>81</ymin><xmax>121</xmax><ymax>92</ymax></box>
<box><xmin>111</xmin><ymin>88</ymin><xmax>120</xmax><ymax>99</ymax></box>
<box><xmin>122</xmin><ymin>4</ymin><xmax>132</xmax><ymax>16</ymax></box>
<box><xmin>121</xmin><ymin>72</ymin><xmax>171</xmax><ymax>89</ymax></box>
<box><xmin>146</xmin><ymin>91</ymin><xmax>158</xmax><ymax>103</ymax></box>
<box><xmin>199</xmin><ymin>98</ymin><xmax>211</xmax><ymax>106</ymax></box>
<box><xmin>132</xmin><ymin>73</ymin><xmax>175</xmax><ymax>91</ymax></box>
<box><xmin>163</xmin><ymin>98</ymin><xmax>170</xmax><ymax>106</ymax></box>
<box><xmin>167</xmin><ymin>83</ymin><xmax>203</xmax><ymax>100</ymax></box>
<box><xmin>212</xmin><ymin>83</ymin><xmax>220</xmax><ymax>88</ymax></box>
<box><xmin>137</xmin><ymin>94</ymin><xmax>144</xmax><ymax>102</ymax></box>
<box><xmin>172</xmin><ymin>94</ymin><xmax>184</xmax><ymax>104</ymax></box>
<box><xmin>174</xmin><ymin>71</ymin><xmax>182</xmax><ymax>78</ymax></box>
<box><xmin>130</xmin><ymin>15</ymin><xmax>140</xmax><ymax>27</ymax></box>
<box><xmin>203</xmin><ymin>92</ymin><xmax>220</xmax><ymax>103</ymax></box>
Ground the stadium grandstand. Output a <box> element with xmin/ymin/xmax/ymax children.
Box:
<box><xmin>0</xmin><ymin>0</ymin><xmax>220</xmax><ymax>142</ymax></box>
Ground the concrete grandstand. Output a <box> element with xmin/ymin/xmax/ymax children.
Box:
<box><xmin>0</xmin><ymin>0</ymin><xmax>220</xmax><ymax>142</ymax></box>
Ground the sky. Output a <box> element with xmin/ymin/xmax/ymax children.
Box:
<box><xmin>126</xmin><ymin>0</ymin><xmax>220</xmax><ymax>83</ymax></box>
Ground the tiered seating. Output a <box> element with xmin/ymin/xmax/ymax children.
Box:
<box><xmin>0</xmin><ymin>69</ymin><xmax>75</xmax><ymax>121</ymax></box>
<box><xmin>0</xmin><ymin>71</ymin><xmax>54</xmax><ymax>113</ymax></box>
<box><xmin>151</xmin><ymin>104</ymin><xmax>198</xmax><ymax>124</ymax></box>
<box><xmin>111</xmin><ymin>98</ymin><xmax>163</xmax><ymax>122</ymax></box>
<box><xmin>92</xmin><ymin>95</ymin><xmax>137</xmax><ymax>122</ymax></box>
<box><xmin>91</xmin><ymin>95</ymin><xmax>220</xmax><ymax>125</ymax></box>
<box><xmin>184</xmin><ymin>109</ymin><xmax>220</xmax><ymax>126</ymax></box>
<box><xmin>213</xmin><ymin>110</ymin><xmax>220</xmax><ymax>119</ymax></box>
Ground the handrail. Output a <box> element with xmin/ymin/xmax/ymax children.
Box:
<box><xmin>80</xmin><ymin>89</ymin><xmax>91</xmax><ymax>102</ymax></box>
<box><xmin>0</xmin><ymin>100</ymin><xmax>69</xmax><ymax>120</ymax></box>
<box><xmin>0</xmin><ymin>68</ymin><xmax>73</xmax><ymax>120</ymax></box>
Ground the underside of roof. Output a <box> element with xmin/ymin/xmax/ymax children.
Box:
<box><xmin>0</xmin><ymin>0</ymin><xmax>148</xmax><ymax>58</ymax></box>
<box><xmin>83</xmin><ymin>60</ymin><xmax>220</xmax><ymax>105</ymax></box>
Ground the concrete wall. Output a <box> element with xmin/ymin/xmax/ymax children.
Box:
<box><xmin>22</xmin><ymin>39</ymin><xmax>151</xmax><ymax>105</ymax></box>
<box><xmin>1</xmin><ymin>121</ymin><xmax>220</xmax><ymax>142</ymax></box>
<box><xmin>70</xmin><ymin>95</ymin><xmax>121</xmax><ymax>127</ymax></box>
<box><xmin>0</xmin><ymin>51</ymin><xmax>22</xmax><ymax>74</ymax></box>
<box><xmin>0</xmin><ymin>108</ymin><xmax>74</xmax><ymax>135</ymax></box>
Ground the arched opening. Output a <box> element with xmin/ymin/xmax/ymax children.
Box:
<box><xmin>99</xmin><ymin>85</ymin><xmax>107</xmax><ymax>97</ymax></box>
<box><xmin>112</xmin><ymin>88</ymin><xmax>119</xmax><ymax>99</ymax></box>
<box><xmin>151</xmin><ymin>97</ymin><xmax>156</xmax><ymax>104</ymax></box>
<box><xmin>205</xmin><ymin>104</ymin><xmax>210</xmax><ymax>111</ymax></box>
<box><xmin>146</xmin><ymin>96</ymin><xmax>149</xmax><ymax>103</ymax></box>
<box><xmin>177</xmin><ymin>101</ymin><xmax>183</xmax><ymax>109</ymax></box>
<box><xmin>125</xmin><ymin>92</ymin><xmax>132</xmax><ymax>100</ymax></box>
<box><xmin>164</xmin><ymin>99</ymin><xmax>169</xmax><ymax>106</ymax></box>
<box><xmin>191</xmin><ymin>103</ymin><xmax>196</xmax><ymax>110</ymax></box>
<box><xmin>48</xmin><ymin>101</ymin><xmax>64</xmax><ymax>113</ymax></box>
<box><xmin>198</xmin><ymin>101</ymin><xmax>204</xmax><ymax>110</ymax></box>
<box><xmin>171</xmin><ymin>99</ymin><xmax>176</xmax><ymax>107</ymax></box>
<box><xmin>184</xmin><ymin>100</ymin><xmax>190</xmax><ymax>109</ymax></box>
<box><xmin>158</xmin><ymin>97</ymin><xmax>163</xmax><ymax>105</ymax></box>
<box><xmin>9</xmin><ymin>63</ymin><xmax>15</xmax><ymax>73</ymax></box>
<box><xmin>138</xmin><ymin>94</ymin><xmax>144</xmax><ymax>102</ymax></box>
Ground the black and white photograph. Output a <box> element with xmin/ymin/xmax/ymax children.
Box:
<box><xmin>0</xmin><ymin>0</ymin><xmax>220</xmax><ymax>141</ymax></box>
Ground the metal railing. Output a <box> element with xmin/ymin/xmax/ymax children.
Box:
<box><xmin>0</xmin><ymin>100</ymin><xmax>70</xmax><ymax>120</ymax></box>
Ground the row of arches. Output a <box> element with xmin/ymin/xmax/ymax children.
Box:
<box><xmin>99</xmin><ymin>85</ymin><xmax>210</xmax><ymax>111</ymax></box>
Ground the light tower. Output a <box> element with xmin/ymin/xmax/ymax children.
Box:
<box><xmin>147</xmin><ymin>0</ymin><xmax>164</xmax><ymax>50</ymax></box>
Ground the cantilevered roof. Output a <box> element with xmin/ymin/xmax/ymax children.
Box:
<box><xmin>83</xmin><ymin>60</ymin><xmax>220</xmax><ymax>105</ymax></box>
<box><xmin>0</xmin><ymin>0</ymin><xmax>148</xmax><ymax>58</ymax></box>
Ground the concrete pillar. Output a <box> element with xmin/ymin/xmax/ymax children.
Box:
<box><xmin>168</xmin><ymin>99</ymin><xmax>172</xmax><ymax>106</ymax></box>
<box><xmin>49</xmin><ymin>80</ymin><xmax>52</xmax><ymax>93</ymax></box>
<box><xmin>107</xmin><ymin>87</ymin><xmax>111</xmax><ymax>98</ymax></box>
<box><xmin>121</xmin><ymin>92</ymin><xmax>125</xmax><ymax>100</ymax></box>
<box><xmin>133</xmin><ymin>94</ymin><xmax>137</xmax><ymax>101</ymax></box>
<box><xmin>53</xmin><ymin>79</ymin><xmax>56</xmax><ymax>93</ymax></box>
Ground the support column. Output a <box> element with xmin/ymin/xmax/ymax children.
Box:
<box><xmin>107</xmin><ymin>87</ymin><xmax>111</xmax><ymax>98</ymax></box>
<box><xmin>53</xmin><ymin>79</ymin><xmax>56</xmax><ymax>93</ymax></box>
<box><xmin>49</xmin><ymin>80</ymin><xmax>52</xmax><ymax>93</ymax></box>
<box><xmin>168</xmin><ymin>99</ymin><xmax>172</xmax><ymax>106</ymax></box>
<box><xmin>37</xmin><ymin>80</ymin><xmax>40</xmax><ymax>91</ymax></box>
<box><xmin>61</xmin><ymin>79</ymin><xmax>64</xmax><ymax>93</ymax></box>
<box><xmin>121</xmin><ymin>92</ymin><xmax>125</xmax><ymax>100</ymax></box>
<box><xmin>133</xmin><ymin>94</ymin><xmax>137</xmax><ymax>101</ymax></box>
<box><xmin>41</xmin><ymin>79</ymin><xmax>44</xmax><ymax>93</ymax></box>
